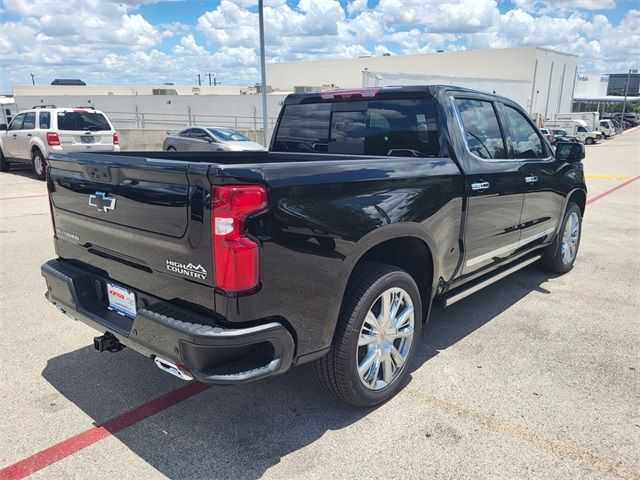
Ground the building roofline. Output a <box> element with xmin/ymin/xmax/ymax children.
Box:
<box><xmin>268</xmin><ymin>46</ymin><xmax>578</xmax><ymax>67</ymax></box>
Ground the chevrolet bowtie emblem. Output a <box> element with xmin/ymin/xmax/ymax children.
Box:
<box><xmin>89</xmin><ymin>192</ymin><xmax>116</xmax><ymax>212</ymax></box>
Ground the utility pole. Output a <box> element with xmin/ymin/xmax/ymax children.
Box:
<box><xmin>197</xmin><ymin>73</ymin><xmax>201</xmax><ymax>87</ymax></box>
<box><xmin>208</xmin><ymin>73</ymin><xmax>212</xmax><ymax>86</ymax></box>
<box><xmin>621</xmin><ymin>69</ymin><xmax>638</xmax><ymax>121</ymax></box>
<box><xmin>258</xmin><ymin>0</ymin><xmax>268</xmax><ymax>146</ymax></box>
<box><xmin>30</xmin><ymin>74</ymin><xmax>35</xmax><ymax>85</ymax></box>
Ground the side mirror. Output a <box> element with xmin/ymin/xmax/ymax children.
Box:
<box><xmin>555</xmin><ymin>142</ymin><xmax>585</xmax><ymax>163</ymax></box>
<box><xmin>0</xmin><ymin>124</ymin><xmax>7</xmax><ymax>131</ymax></box>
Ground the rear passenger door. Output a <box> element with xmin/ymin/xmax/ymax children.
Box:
<box><xmin>499</xmin><ymin>102</ymin><xmax>563</xmax><ymax>249</ymax></box>
<box><xmin>450</xmin><ymin>95</ymin><xmax>525</xmax><ymax>276</ymax></box>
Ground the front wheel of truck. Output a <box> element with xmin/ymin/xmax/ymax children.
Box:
<box><xmin>315</xmin><ymin>262</ymin><xmax>422</xmax><ymax>407</ymax></box>
<box><xmin>541</xmin><ymin>202</ymin><xmax>582</xmax><ymax>274</ymax></box>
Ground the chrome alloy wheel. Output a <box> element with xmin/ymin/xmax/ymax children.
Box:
<box><xmin>357</xmin><ymin>287</ymin><xmax>415</xmax><ymax>391</ymax></box>
<box><xmin>561</xmin><ymin>212</ymin><xmax>580</xmax><ymax>265</ymax></box>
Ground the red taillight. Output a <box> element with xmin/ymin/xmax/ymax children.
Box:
<box><xmin>113</xmin><ymin>132</ymin><xmax>119</xmax><ymax>145</ymax></box>
<box><xmin>212</xmin><ymin>185</ymin><xmax>267</xmax><ymax>292</ymax></box>
<box><xmin>46</xmin><ymin>132</ymin><xmax>60</xmax><ymax>146</ymax></box>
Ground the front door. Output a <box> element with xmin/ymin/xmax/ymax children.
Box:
<box><xmin>499</xmin><ymin>103</ymin><xmax>564</xmax><ymax>248</ymax></box>
<box><xmin>5</xmin><ymin>113</ymin><xmax>25</xmax><ymax>158</ymax></box>
<box><xmin>15</xmin><ymin>111</ymin><xmax>36</xmax><ymax>160</ymax></box>
<box><xmin>450</xmin><ymin>96</ymin><xmax>525</xmax><ymax>276</ymax></box>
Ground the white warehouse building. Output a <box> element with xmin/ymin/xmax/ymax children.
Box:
<box><xmin>266</xmin><ymin>47</ymin><xmax>579</xmax><ymax>119</ymax></box>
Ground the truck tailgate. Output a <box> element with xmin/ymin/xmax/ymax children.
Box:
<box><xmin>47</xmin><ymin>152</ymin><xmax>215</xmax><ymax>313</ymax></box>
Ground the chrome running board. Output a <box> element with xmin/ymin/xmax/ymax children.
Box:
<box><xmin>438</xmin><ymin>255</ymin><xmax>542</xmax><ymax>308</ymax></box>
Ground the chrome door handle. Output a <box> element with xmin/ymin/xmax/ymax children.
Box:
<box><xmin>524</xmin><ymin>175</ymin><xmax>539</xmax><ymax>184</ymax></box>
<box><xmin>471</xmin><ymin>181</ymin><xmax>490</xmax><ymax>191</ymax></box>
<box><xmin>27</xmin><ymin>133</ymin><xmax>32</xmax><ymax>137</ymax></box>
<box><xmin>11</xmin><ymin>134</ymin><xmax>17</xmax><ymax>138</ymax></box>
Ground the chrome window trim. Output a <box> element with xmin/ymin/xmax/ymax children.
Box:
<box><xmin>450</xmin><ymin>96</ymin><xmax>554</xmax><ymax>164</ymax></box>
<box><xmin>465</xmin><ymin>227</ymin><xmax>555</xmax><ymax>267</ymax></box>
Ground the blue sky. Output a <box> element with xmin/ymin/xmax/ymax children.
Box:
<box><xmin>0</xmin><ymin>0</ymin><xmax>638</xmax><ymax>92</ymax></box>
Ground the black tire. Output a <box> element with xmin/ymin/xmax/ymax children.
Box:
<box><xmin>585</xmin><ymin>137</ymin><xmax>594</xmax><ymax>145</ymax></box>
<box><xmin>315</xmin><ymin>262</ymin><xmax>422</xmax><ymax>407</ymax></box>
<box><xmin>167</xmin><ymin>146</ymin><xmax>177</xmax><ymax>151</ymax></box>
<box><xmin>541</xmin><ymin>203</ymin><xmax>582</xmax><ymax>274</ymax></box>
<box><xmin>0</xmin><ymin>149</ymin><xmax>9</xmax><ymax>172</ymax></box>
<box><xmin>31</xmin><ymin>149</ymin><xmax>46</xmax><ymax>180</ymax></box>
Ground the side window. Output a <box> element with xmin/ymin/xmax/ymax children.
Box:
<box><xmin>190</xmin><ymin>129</ymin><xmax>210</xmax><ymax>140</ymax></box>
<box><xmin>577</xmin><ymin>126</ymin><xmax>587</xmax><ymax>133</ymax></box>
<box><xmin>39</xmin><ymin>111</ymin><xmax>51</xmax><ymax>129</ymax></box>
<box><xmin>454</xmin><ymin>99</ymin><xmax>506</xmax><ymax>160</ymax></box>
<box><xmin>8</xmin><ymin>113</ymin><xmax>25</xmax><ymax>131</ymax></box>
<box><xmin>22</xmin><ymin>112</ymin><xmax>36</xmax><ymax>130</ymax></box>
<box><xmin>503</xmin><ymin>105</ymin><xmax>546</xmax><ymax>159</ymax></box>
<box><xmin>179</xmin><ymin>129</ymin><xmax>193</xmax><ymax>137</ymax></box>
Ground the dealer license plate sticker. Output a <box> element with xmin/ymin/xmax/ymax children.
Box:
<box><xmin>107</xmin><ymin>283</ymin><xmax>137</xmax><ymax>318</ymax></box>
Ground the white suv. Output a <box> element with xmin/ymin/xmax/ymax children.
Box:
<box><xmin>0</xmin><ymin>106</ymin><xmax>119</xmax><ymax>180</ymax></box>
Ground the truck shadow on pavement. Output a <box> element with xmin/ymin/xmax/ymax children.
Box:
<box><xmin>42</xmin><ymin>266</ymin><xmax>555</xmax><ymax>479</ymax></box>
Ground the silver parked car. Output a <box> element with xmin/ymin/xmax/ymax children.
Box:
<box><xmin>163</xmin><ymin>127</ymin><xmax>265</xmax><ymax>152</ymax></box>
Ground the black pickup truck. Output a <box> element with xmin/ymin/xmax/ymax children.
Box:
<box><xmin>41</xmin><ymin>86</ymin><xmax>586</xmax><ymax>406</ymax></box>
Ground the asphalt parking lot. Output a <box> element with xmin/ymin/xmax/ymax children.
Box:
<box><xmin>1</xmin><ymin>130</ymin><xmax>639</xmax><ymax>480</ymax></box>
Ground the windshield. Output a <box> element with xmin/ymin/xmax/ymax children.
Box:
<box><xmin>57</xmin><ymin>111</ymin><xmax>111</xmax><ymax>131</ymax></box>
<box><xmin>207</xmin><ymin>128</ymin><xmax>250</xmax><ymax>142</ymax></box>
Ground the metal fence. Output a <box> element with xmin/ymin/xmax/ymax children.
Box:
<box><xmin>102</xmin><ymin>108</ymin><xmax>279</xmax><ymax>132</ymax></box>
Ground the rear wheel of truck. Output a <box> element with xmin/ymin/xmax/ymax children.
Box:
<box><xmin>541</xmin><ymin>202</ymin><xmax>582</xmax><ymax>274</ymax></box>
<box><xmin>315</xmin><ymin>262</ymin><xmax>422</xmax><ymax>407</ymax></box>
<box><xmin>167</xmin><ymin>146</ymin><xmax>177</xmax><ymax>151</ymax></box>
<box><xmin>32</xmin><ymin>149</ymin><xmax>46</xmax><ymax>180</ymax></box>
<box><xmin>0</xmin><ymin>149</ymin><xmax>9</xmax><ymax>172</ymax></box>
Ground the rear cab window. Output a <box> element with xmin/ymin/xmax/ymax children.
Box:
<box><xmin>56</xmin><ymin>110</ymin><xmax>111</xmax><ymax>131</ymax></box>
<box><xmin>273</xmin><ymin>97</ymin><xmax>442</xmax><ymax>157</ymax></box>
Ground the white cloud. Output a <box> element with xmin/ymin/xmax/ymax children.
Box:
<box><xmin>347</xmin><ymin>0</ymin><xmax>368</xmax><ymax>16</ymax></box>
<box><xmin>513</xmin><ymin>0</ymin><xmax>616</xmax><ymax>14</ymax></box>
<box><xmin>0</xmin><ymin>0</ymin><xmax>637</xmax><ymax>92</ymax></box>
<box><xmin>376</xmin><ymin>0</ymin><xmax>500</xmax><ymax>33</ymax></box>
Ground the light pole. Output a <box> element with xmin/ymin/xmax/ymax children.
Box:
<box><xmin>258</xmin><ymin>0</ymin><xmax>268</xmax><ymax>146</ymax></box>
<box><xmin>620</xmin><ymin>69</ymin><xmax>638</xmax><ymax>123</ymax></box>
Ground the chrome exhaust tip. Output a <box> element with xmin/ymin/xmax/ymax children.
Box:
<box><xmin>154</xmin><ymin>356</ymin><xmax>193</xmax><ymax>381</ymax></box>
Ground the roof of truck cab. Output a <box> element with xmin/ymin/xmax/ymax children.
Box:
<box><xmin>282</xmin><ymin>85</ymin><xmax>515</xmax><ymax>105</ymax></box>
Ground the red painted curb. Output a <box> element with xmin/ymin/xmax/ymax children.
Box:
<box><xmin>587</xmin><ymin>175</ymin><xmax>640</xmax><ymax>205</ymax></box>
<box><xmin>0</xmin><ymin>382</ymin><xmax>210</xmax><ymax>480</ymax></box>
